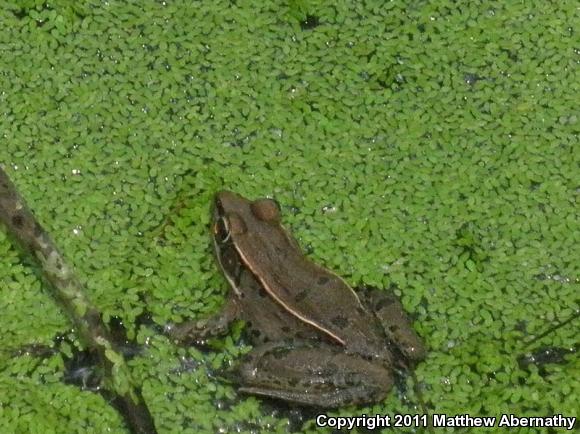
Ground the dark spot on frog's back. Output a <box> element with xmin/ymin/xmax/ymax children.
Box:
<box><xmin>319</xmin><ymin>364</ymin><xmax>335</xmax><ymax>377</ymax></box>
<box><xmin>287</xmin><ymin>378</ymin><xmax>298</xmax><ymax>387</ymax></box>
<box><xmin>331</xmin><ymin>316</ymin><xmax>348</xmax><ymax>329</ymax></box>
<box><xmin>273</xmin><ymin>347</ymin><xmax>291</xmax><ymax>359</ymax></box>
<box><xmin>317</xmin><ymin>276</ymin><xmax>329</xmax><ymax>285</ymax></box>
<box><xmin>343</xmin><ymin>371</ymin><xmax>363</xmax><ymax>386</ymax></box>
<box><xmin>294</xmin><ymin>290</ymin><xmax>308</xmax><ymax>302</ymax></box>
<box><xmin>326</xmin><ymin>362</ymin><xmax>338</xmax><ymax>372</ymax></box>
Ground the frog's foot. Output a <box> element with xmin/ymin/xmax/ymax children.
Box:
<box><xmin>166</xmin><ymin>295</ymin><xmax>240</xmax><ymax>345</ymax></box>
<box><xmin>235</xmin><ymin>342</ymin><xmax>393</xmax><ymax>408</ymax></box>
<box><xmin>358</xmin><ymin>286</ymin><xmax>426</xmax><ymax>362</ymax></box>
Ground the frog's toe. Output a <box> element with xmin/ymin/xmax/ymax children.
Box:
<box><xmin>403</xmin><ymin>341</ymin><xmax>427</xmax><ymax>362</ymax></box>
<box><xmin>164</xmin><ymin>321</ymin><xmax>206</xmax><ymax>345</ymax></box>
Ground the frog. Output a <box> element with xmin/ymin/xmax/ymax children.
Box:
<box><xmin>169</xmin><ymin>191</ymin><xmax>426</xmax><ymax>408</ymax></box>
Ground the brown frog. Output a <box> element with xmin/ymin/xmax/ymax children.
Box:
<box><xmin>170</xmin><ymin>191</ymin><xmax>426</xmax><ymax>408</ymax></box>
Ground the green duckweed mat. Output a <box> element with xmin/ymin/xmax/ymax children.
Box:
<box><xmin>0</xmin><ymin>0</ymin><xmax>578</xmax><ymax>433</ymax></box>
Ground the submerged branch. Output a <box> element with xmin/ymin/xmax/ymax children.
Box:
<box><xmin>0</xmin><ymin>166</ymin><xmax>157</xmax><ymax>434</ymax></box>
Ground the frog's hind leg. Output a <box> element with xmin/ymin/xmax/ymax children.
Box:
<box><xmin>235</xmin><ymin>342</ymin><xmax>393</xmax><ymax>408</ymax></box>
<box><xmin>166</xmin><ymin>295</ymin><xmax>240</xmax><ymax>346</ymax></box>
<box><xmin>358</xmin><ymin>286</ymin><xmax>426</xmax><ymax>362</ymax></box>
<box><xmin>240</xmin><ymin>384</ymin><xmax>381</xmax><ymax>408</ymax></box>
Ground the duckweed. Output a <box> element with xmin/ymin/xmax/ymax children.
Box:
<box><xmin>1</xmin><ymin>0</ymin><xmax>578</xmax><ymax>432</ymax></box>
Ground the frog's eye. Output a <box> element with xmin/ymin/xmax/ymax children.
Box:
<box><xmin>214</xmin><ymin>213</ymin><xmax>246</xmax><ymax>243</ymax></box>
<box><xmin>251</xmin><ymin>198</ymin><xmax>281</xmax><ymax>222</ymax></box>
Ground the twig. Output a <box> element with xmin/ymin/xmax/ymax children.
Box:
<box><xmin>0</xmin><ymin>166</ymin><xmax>157</xmax><ymax>434</ymax></box>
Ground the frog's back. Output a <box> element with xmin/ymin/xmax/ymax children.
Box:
<box><xmin>236</xmin><ymin>268</ymin><xmax>322</xmax><ymax>344</ymax></box>
<box><xmin>249</xmin><ymin>231</ymin><xmax>388</xmax><ymax>357</ymax></box>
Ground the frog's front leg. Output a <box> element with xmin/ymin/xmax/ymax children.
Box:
<box><xmin>234</xmin><ymin>341</ymin><xmax>393</xmax><ymax>408</ymax></box>
<box><xmin>358</xmin><ymin>286</ymin><xmax>426</xmax><ymax>362</ymax></box>
<box><xmin>167</xmin><ymin>295</ymin><xmax>240</xmax><ymax>345</ymax></box>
